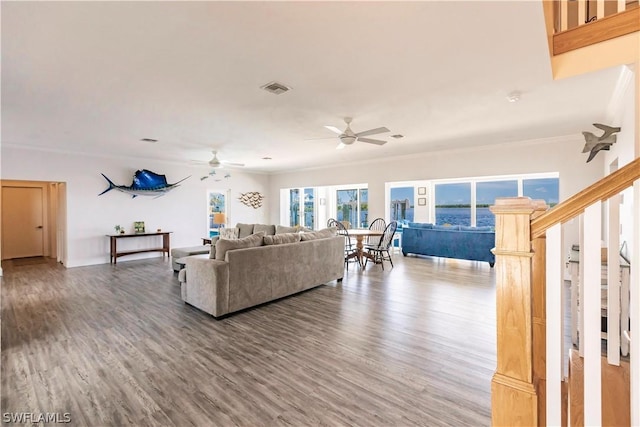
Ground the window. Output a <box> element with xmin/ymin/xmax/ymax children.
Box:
<box><xmin>523</xmin><ymin>178</ymin><xmax>559</xmax><ymax>207</ymax></box>
<box><xmin>435</xmin><ymin>182</ymin><xmax>471</xmax><ymax>226</ymax></box>
<box><xmin>289</xmin><ymin>189</ymin><xmax>300</xmax><ymax>226</ymax></box>
<box><xmin>207</xmin><ymin>190</ymin><xmax>226</xmax><ymax>238</ymax></box>
<box><xmin>303</xmin><ymin>188</ymin><xmax>314</xmax><ymax>228</ymax></box>
<box><xmin>336</xmin><ymin>187</ymin><xmax>368</xmax><ymax>228</ymax></box>
<box><xmin>476</xmin><ymin>180</ymin><xmax>518</xmax><ymax>227</ymax></box>
<box><xmin>390</xmin><ymin>187</ymin><xmax>414</xmax><ymax>225</ymax></box>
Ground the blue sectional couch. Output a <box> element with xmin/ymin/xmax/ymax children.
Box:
<box><xmin>401</xmin><ymin>223</ymin><xmax>495</xmax><ymax>267</ymax></box>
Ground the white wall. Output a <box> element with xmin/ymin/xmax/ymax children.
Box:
<box><xmin>603</xmin><ymin>65</ymin><xmax>636</xmax><ymax>259</ymax></box>
<box><xmin>268</xmin><ymin>135</ymin><xmax>605</xmax><ymax>253</ymax></box>
<box><xmin>1</xmin><ymin>147</ymin><xmax>270</xmax><ymax>267</ymax></box>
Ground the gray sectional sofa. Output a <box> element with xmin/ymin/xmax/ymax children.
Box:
<box><xmin>178</xmin><ymin>225</ymin><xmax>344</xmax><ymax>318</ymax></box>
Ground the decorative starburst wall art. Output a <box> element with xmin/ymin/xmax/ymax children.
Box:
<box><xmin>238</xmin><ymin>192</ymin><xmax>264</xmax><ymax>209</ymax></box>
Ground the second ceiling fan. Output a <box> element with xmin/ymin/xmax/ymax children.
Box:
<box><xmin>324</xmin><ymin>117</ymin><xmax>390</xmax><ymax>149</ymax></box>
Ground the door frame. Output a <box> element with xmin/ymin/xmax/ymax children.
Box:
<box><xmin>0</xmin><ymin>180</ymin><xmax>67</xmax><ymax>264</ymax></box>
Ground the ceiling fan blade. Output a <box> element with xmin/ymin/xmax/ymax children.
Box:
<box><xmin>355</xmin><ymin>127</ymin><xmax>390</xmax><ymax>137</ymax></box>
<box><xmin>324</xmin><ymin>125</ymin><xmax>343</xmax><ymax>135</ymax></box>
<box><xmin>358</xmin><ymin>137</ymin><xmax>387</xmax><ymax>146</ymax></box>
<box><xmin>221</xmin><ymin>161</ymin><xmax>245</xmax><ymax>167</ymax></box>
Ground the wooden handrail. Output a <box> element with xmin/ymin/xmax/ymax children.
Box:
<box><xmin>531</xmin><ymin>157</ymin><xmax>640</xmax><ymax>239</ymax></box>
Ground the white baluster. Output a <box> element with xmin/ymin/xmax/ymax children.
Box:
<box><xmin>579</xmin><ymin>215</ymin><xmax>585</xmax><ymax>356</ymax></box>
<box><xmin>578</xmin><ymin>0</ymin><xmax>586</xmax><ymax>25</ymax></box>
<box><xmin>608</xmin><ymin>194</ymin><xmax>621</xmax><ymax>365</ymax></box>
<box><xmin>617</xmin><ymin>0</ymin><xmax>626</xmax><ymax>13</ymax></box>
<box><xmin>546</xmin><ymin>223</ymin><xmax>563</xmax><ymax>425</ymax></box>
<box><xmin>561</xmin><ymin>0</ymin><xmax>569</xmax><ymax>31</ymax></box>
<box><xmin>583</xmin><ymin>201</ymin><xmax>602</xmax><ymax>425</ymax></box>
<box><xmin>596</xmin><ymin>0</ymin><xmax>605</xmax><ymax>20</ymax></box>
<box><xmin>631</xmin><ymin>180</ymin><xmax>640</xmax><ymax>426</ymax></box>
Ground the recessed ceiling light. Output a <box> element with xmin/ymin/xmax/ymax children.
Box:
<box><xmin>140</xmin><ymin>138</ymin><xmax>158</xmax><ymax>143</ymax></box>
<box><xmin>262</xmin><ymin>156</ymin><xmax>272</xmax><ymax>160</ymax></box>
<box><xmin>391</xmin><ymin>134</ymin><xmax>404</xmax><ymax>139</ymax></box>
<box><xmin>507</xmin><ymin>91</ymin><xmax>521</xmax><ymax>103</ymax></box>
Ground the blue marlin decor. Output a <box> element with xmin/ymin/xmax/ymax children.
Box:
<box><xmin>99</xmin><ymin>169</ymin><xmax>190</xmax><ymax>198</ymax></box>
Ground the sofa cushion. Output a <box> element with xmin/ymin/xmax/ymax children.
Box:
<box><xmin>276</xmin><ymin>225</ymin><xmax>298</xmax><ymax>234</ymax></box>
<box><xmin>434</xmin><ymin>224</ymin><xmax>460</xmax><ymax>231</ymax></box>
<box><xmin>408</xmin><ymin>223</ymin><xmax>433</xmax><ymax>229</ymax></box>
<box><xmin>300</xmin><ymin>226</ymin><xmax>337</xmax><ymax>241</ymax></box>
<box><xmin>254</xmin><ymin>224</ymin><xmax>276</xmax><ymax>236</ymax></box>
<box><xmin>215</xmin><ymin>231</ymin><xmax>265</xmax><ymax>260</ymax></box>
<box><xmin>220</xmin><ymin>228</ymin><xmax>239</xmax><ymax>240</ymax></box>
<box><xmin>208</xmin><ymin>237</ymin><xmax>220</xmax><ymax>259</ymax></box>
<box><xmin>460</xmin><ymin>225</ymin><xmax>494</xmax><ymax>232</ymax></box>
<box><xmin>263</xmin><ymin>232</ymin><xmax>301</xmax><ymax>245</ymax></box>
<box><xmin>236</xmin><ymin>223</ymin><xmax>255</xmax><ymax>238</ymax></box>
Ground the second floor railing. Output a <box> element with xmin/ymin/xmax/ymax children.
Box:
<box><xmin>548</xmin><ymin>0</ymin><xmax>640</xmax><ymax>54</ymax></box>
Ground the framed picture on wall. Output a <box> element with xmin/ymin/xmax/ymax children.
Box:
<box><xmin>134</xmin><ymin>221</ymin><xmax>145</xmax><ymax>234</ymax></box>
<box><xmin>418</xmin><ymin>198</ymin><xmax>426</xmax><ymax>206</ymax></box>
<box><xmin>418</xmin><ymin>187</ymin><xmax>426</xmax><ymax>195</ymax></box>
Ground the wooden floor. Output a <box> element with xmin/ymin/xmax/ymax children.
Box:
<box><xmin>1</xmin><ymin>254</ymin><xmax>496</xmax><ymax>426</ymax></box>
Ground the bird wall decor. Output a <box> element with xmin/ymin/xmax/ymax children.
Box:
<box><xmin>239</xmin><ymin>192</ymin><xmax>264</xmax><ymax>209</ymax></box>
<box><xmin>582</xmin><ymin>123</ymin><xmax>621</xmax><ymax>163</ymax></box>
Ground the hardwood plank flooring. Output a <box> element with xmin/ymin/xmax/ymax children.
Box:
<box><xmin>1</xmin><ymin>255</ymin><xmax>496</xmax><ymax>426</ymax></box>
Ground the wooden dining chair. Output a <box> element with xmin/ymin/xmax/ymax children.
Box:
<box><xmin>367</xmin><ymin>217</ymin><xmax>386</xmax><ymax>246</ymax></box>
<box><xmin>364</xmin><ymin>221</ymin><xmax>398</xmax><ymax>270</ymax></box>
<box><xmin>335</xmin><ymin>221</ymin><xmax>360</xmax><ymax>270</ymax></box>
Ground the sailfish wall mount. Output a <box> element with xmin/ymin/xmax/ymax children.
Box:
<box><xmin>582</xmin><ymin>123</ymin><xmax>621</xmax><ymax>163</ymax></box>
<box><xmin>99</xmin><ymin>169</ymin><xmax>190</xmax><ymax>198</ymax></box>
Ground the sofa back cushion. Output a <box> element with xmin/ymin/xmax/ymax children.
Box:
<box><xmin>408</xmin><ymin>223</ymin><xmax>433</xmax><ymax>229</ymax></box>
<box><xmin>236</xmin><ymin>223</ymin><xmax>255</xmax><ymax>238</ymax></box>
<box><xmin>276</xmin><ymin>225</ymin><xmax>298</xmax><ymax>234</ymax></box>
<box><xmin>215</xmin><ymin>231</ymin><xmax>265</xmax><ymax>260</ymax></box>
<box><xmin>254</xmin><ymin>224</ymin><xmax>276</xmax><ymax>236</ymax></box>
<box><xmin>263</xmin><ymin>232</ymin><xmax>301</xmax><ymax>246</ymax></box>
<box><xmin>219</xmin><ymin>228</ymin><xmax>239</xmax><ymax>240</ymax></box>
<box><xmin>300</xmin><ymin>226</ymin><xmax>337</xmax><ymax>241</ymax></box>
<box><xmin>208</xmin><ymin>236</ymin><xmax>220</xmax><ymax>259</ymax></box>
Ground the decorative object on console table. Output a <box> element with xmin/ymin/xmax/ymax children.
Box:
<box><xmin>238</xmin><ymin>191</ymin><xmax>264</xmax><ymax>209</ymax></box>
<box><xmin>134</xmin><ymin>221</ymin><xmax>145</xmax><ymax>234</ymax></box>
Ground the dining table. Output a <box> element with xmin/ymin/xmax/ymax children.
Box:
<box><xmin>344</xmin><ymin>228</ymin><xmax>384</xmax><ymax>267</ymax></box>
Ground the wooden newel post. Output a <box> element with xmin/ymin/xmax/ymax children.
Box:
<box><xmin>490</xmin><ymin>197</ymin><xmax>547</xmax><ymax>426</ymax></box>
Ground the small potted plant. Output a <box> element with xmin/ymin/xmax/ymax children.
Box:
<box><xmin>114</xmin><ymin>225</ymin><xmax>124</xmax><ymax>234</ymax></box>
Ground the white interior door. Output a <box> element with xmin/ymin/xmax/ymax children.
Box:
<box><xmin>2</xmin><ymin>186</ymin><xmax>45</xmax><ymax>259</ymax></box>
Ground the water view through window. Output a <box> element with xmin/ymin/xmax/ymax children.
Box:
<box><xmin>390</xmin><ymin>187</ymin><xmax>414</xmax><ymax>225</ymax></box>
<box><xmin>435</xmin><ymin>183</ymin><xmax>471</xmax><ymax>226</ymax></box>
<box><xmin>476</xmin><ymin>180</ymin><xmax>518</xmax><ymax>227</ymax></box>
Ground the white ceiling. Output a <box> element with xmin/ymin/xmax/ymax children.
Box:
<box><xmin>1</xmin><ymin>1</ymin><xmax>624</xmax><ymax>173</ymax></box>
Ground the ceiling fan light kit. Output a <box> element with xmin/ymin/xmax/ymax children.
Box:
<box><xmin>322</xmin><ymin>117</ymin><xmax>390</xmax><ymax>149</ymax></box>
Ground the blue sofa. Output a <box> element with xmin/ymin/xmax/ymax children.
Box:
<box><xmin>401</xmin><ymin>223</ymin><xmax>495</xmax><ymax>267</ymax></box>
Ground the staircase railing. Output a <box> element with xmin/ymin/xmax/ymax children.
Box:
<box><xmin>546</xmin><ymin>0</ymin><xmax>640</xmax><ymax>55</ymax></box>
<box><xmin>491</xmin><ymin>156</ymin><xmax>640</xmax><ymax>426</ymax></box>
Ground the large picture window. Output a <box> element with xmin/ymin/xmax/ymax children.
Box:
<box><xmin>476</xmin><ymin>180</ymin><xmax>518</xmax><ymax>227</ymax></box>
<box><xmin>289</xmin><ymin>187</ymin><xmax>316</xmax><ymax>228</ymax></box>
<box><xmin>336</xmin><ymin>188</ymin><xmax>368</xmax><ymax>228</ymax></box>
<box><xmin>390</xmin><ymin>187</ymin><xmax>414</xmax><ymax>225</ymax></box>
<box><xmin>523</xmin><ymin>178</ymin><xmax>559</xmax><ymax>206</ymax></box>
<box><xmin>435</xmin><ymin>182</ymin><xmax>471</xmax><ymax>226</ymax></box>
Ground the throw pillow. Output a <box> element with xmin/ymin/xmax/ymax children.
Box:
<box><xmin>208</xmin><ymin>236</ymin><xmax>220</xmax><ymax>259</ymax></box>
<box><xmin>299</xmin><ymin>226</ymin><xmax>314</xmax><ymax>232</ymax></box>
<box><xmin>220</xmin><ymin>228</ymin><xmax>239</xmax><ymax>240</ymax></box>
<box><xmin>300</xmin><ymin>226</ymin><xmax>337</xmax><ymax>241</ymax></box>
<box><xmin>276</xmin><ymin>225</ymin><xmax>298</xmax><ymax>234</ymax></box>
<box><xmin>263</xmin><ymin>232</ymin><xmax>301</xmax><ymax>246</ymax></box>
<box><xmin>215</xmin><ymin>231</ymin><xmax>265</xmax><ymax>261</ymax></box>
<box><xmin>254</xmin><ymin>224</ymin><xmax>276</xmax><ymax>236</ymax></box>
<box><xmin>236</xmin><ymin>223</ymin><xmax>255</xmax><ymax>238</ymax></box>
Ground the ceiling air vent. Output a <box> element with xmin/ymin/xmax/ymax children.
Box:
<box><xmin>260</xmin><ymin>81</ymin><xmax>291</xmax><ymax>95</ymax></box>
<box><xmin>391</xmin><ymin>134</ymin><xmax>404</xmax><ymax>139</ymax></box>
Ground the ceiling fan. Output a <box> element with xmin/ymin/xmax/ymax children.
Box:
<box><xmin>323</xmin><ymin>117</ymin><xmax>390</xmax><ymax>149</ymax></box>
<box><xmin>206</xmin><ymin>150</ymin><xmax>244</xmax><ymax>169</ymax></box>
